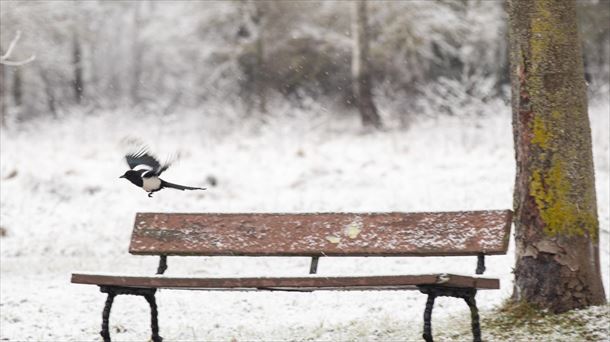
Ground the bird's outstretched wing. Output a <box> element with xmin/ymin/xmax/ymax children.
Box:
<box><xmin>125</xmin><ymin>148</ymin><xmax>171</xmax><ymax>176</ymax></box>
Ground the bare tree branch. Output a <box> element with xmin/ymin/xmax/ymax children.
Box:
<box><xmin>0</xmin><ymin>31</ymin><xmax>36</xmax><ymax>66</ymax></box>
<box><xmin>1</xmin><ymin>56</ymin><xmax>36</xmax><ymax>66</ymax></box>
<box><xmin>0</xmin><ymin>30</ymin><xmax>22</xmax><ymax>60</ymax></box>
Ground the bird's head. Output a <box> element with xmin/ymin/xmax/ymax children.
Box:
<box><xmin>119</xmin><ymin>170</ymin><xmax>139</xmax><ymax>181</ymax></box>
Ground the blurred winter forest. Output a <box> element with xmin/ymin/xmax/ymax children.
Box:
<box><xmin>0</xmin><ymin>0</ymin><xmax>608</xmax><ymax>127</ymax></box>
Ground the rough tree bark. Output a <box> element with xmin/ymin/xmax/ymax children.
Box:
<box><xmin>508</xmin><ymin>0</ymin><xmax>606</xmax><ymax>313</ymax></box>
<box><xmin>351</xmin><ymin>0</ymin><xmax>381</xmax><ymax>129</ymax></box>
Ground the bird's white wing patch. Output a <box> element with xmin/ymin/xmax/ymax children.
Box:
<box><xmin>142</xmin><ymin>176</ymin><xmax>162</xmax><ymax>192</ymax></box>
<box><xmin>134</xmin><ymin>164</ymin><xmax>153</xmax><ymax>171</ymax></box>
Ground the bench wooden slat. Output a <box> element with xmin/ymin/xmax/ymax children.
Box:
<box><xmin>71</xmin><ymin>273</ymin><xmax>500</xmax><ymax>290</ymax></box>
<box><xmin>129</xmin><ymin>210</ymin><xmax>512</xmax><ymax>257</ymax></box>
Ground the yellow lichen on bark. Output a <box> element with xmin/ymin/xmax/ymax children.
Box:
<box><xmin>530</xmin><ymin>0</ymin><xmax>568</xmax><ymax>72</ymax></box>
<box><xmin>523</xmin><ymin>0</ymin><xmax>598</xmax><ymax>240</ymax></box>
<box><xmin>531</xmin><ymin>116</ymin><xmax>551</xmax><ymax>149</ymax></box>
<box><xmin>529</xmin><ymin>154</ymin><xmax>598</xmax><ymax>239</ymax></box>
<box><xmin>509</xmin><ymin>0</ymin><xmax>606</xmax><ymax>311</ymax></box>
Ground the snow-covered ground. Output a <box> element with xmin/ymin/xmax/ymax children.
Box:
<box><xmin>1</xmin><ymin>99</ymin><xmax>608</xmax><ymax>341</ymax></box>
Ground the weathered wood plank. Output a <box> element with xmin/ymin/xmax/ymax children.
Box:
<box><xmin>129</xmin><ymin>210</ymin><xmax>512</xmax><ymax>256</ymax></box>
<box><xmin>71</xmin><ymin>273</ymin><xmax>500</xmax><ymax>290</ymax></box>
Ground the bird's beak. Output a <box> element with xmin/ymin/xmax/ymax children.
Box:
<box><xmin>119</xmin><ymin>175</ymin><xmax>125</xmax><ymax>179</ymax></box>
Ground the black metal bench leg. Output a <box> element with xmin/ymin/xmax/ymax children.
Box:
<box><xmin>145</xmin><ymin>293</ymin><xmax>163</xmax><ymax>342</ymax></box>
<box><xmin>100</xmin><ymin>292</ymin><xmax>116</xmax><ymax>342</ymax></box>
<box><xmin>464</xmin><ymin>295</ymin><xmax>481</xmax><ymax>342</ymax></box>
<box><xmin>422</xmin><ymin>293</ymin><xmax>436</xmax><ymax>342</ymax></box>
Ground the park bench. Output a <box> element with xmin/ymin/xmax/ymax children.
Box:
<box><xmin>71</xmin><ymin>210</ymin><xmax>512</xmax><ymax>342</ymax></box>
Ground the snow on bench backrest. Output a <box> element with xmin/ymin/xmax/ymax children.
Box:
<box><xmin>128</xmin><ymin>210</ymin><xmax>512</xmax><ymax>257</ymax></box>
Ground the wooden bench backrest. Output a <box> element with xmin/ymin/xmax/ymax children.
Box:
<box><xmin>129</xmin><ymin>210</ymin><xmax>512</xmax><ymax>257</ymax></box>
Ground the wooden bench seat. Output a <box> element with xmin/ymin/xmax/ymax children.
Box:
<box><xmin>71</xmin><ymin>210</ymin><xmax>512</xmax><ymax>342</ymax></box>
<box><xmin>71</xmin><ymin>273</ymin><xmax>500</xmax><ymax>291</ymax></box>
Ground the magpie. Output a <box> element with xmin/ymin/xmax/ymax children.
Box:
<box><xmin>120</xmin><ymin>148</ymin><xmax>206</xmax><ymax>197</ymax></box>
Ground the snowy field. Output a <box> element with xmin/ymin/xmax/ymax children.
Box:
<box><xmin>0</xmin><ymin>99</ymin><xmax>608</xmax><ymax>341</ymax></box>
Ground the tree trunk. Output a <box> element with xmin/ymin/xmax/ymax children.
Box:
<box><xmin>0</xmin><ymin>42</ymin><xmax>6</xmax><ymax>127</ymax></box>
<box><xmin>132</xmin><ymin>1</ymin><xmax>143</xmax><ymax>105</ymax></box>
<box><xmin>0</xmin><ymin>61</ymin><xmax>5</xmax><ymax>127</ymax></box>
<box><xmin>39</xmin><ymin>68</ymin><xmax>57</xmax><ymax>118</ymax></box>
<box><xmin>13</xmin><ymin>67</ymin><xmax>22</xmax><ymax>107</ymax></box>
<box><xmin>73</xmin><ymin>31</ymin><xmax>84</xmax><ymax>104</ymax></box>
<box><xmin>351</xmin><ymin>0</ymin><xmax>381</xmax><ymax>129</ymax></box>
<box><xmin>508</xmin><ymin>0</ymin><xmax>606</xmax><ymax>313</ymax></box>
<box><xmin>252</xmin><ymin>1</ymin><xmax>267</xmax><ymax>114</ymax></box>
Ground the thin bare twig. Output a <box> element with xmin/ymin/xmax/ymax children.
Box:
<box><xmin>0</xmin><ymin>31</ymin><xmax>36</xmax><ymax>66</ymax></box>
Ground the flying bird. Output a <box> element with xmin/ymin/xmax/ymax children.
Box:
<box><xmin>120</xmin><ymin>148</ymin><xmax>206</xmax><ymax>197</ymax></box>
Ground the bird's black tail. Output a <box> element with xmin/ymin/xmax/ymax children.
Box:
<box><xmin>161</xmin><ymin>180</ymin><xmax>206</xmax><ymax>191</ymax></box>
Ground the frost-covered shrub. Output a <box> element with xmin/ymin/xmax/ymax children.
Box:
<box><xmin>239</xmin><ymin>36</ymin><xmax>351</xmax><ymax>101</ymax></box>
<box><xmin>416</xmin><ymin>74</ymin><xmax>504</xmax><ymax>118</ymax></box>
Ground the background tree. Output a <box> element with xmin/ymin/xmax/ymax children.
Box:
<box><xmin>244</xmin><ymin>0</ymin><xmax>268</xmax><ymax>114</ymax></box>
<box><xmin>0</xmin><ymin>1</ymin><xmax>607</xmax><ymax>125</ymax></box>
<box><xmin>131</xmin><ymin>1</ymin><xmax>143</xmax><ymax>105</ymax></box>
<box><xmin>72</xmin><ymin>30</ymin><xmax>83</xmax><ymax>104</ymax></box>
<box><xmin>351</xmin><ymin>0</ymin><xmax>381</xmax><ymax>129</ymax></box>
<box><xmin>0</xmin><ymin>30</ymin><xmax>35</xmax><ymax>126</ymax></box>
<box><xmin>508</xmin><ymin>0</ymin><xmax>606</xmax><ymax>312</ymax></box>
<box><xmin>12</xmin><ymin>67</ymin><xmax>22</xmax><ymax>107</ymax></box>
<box><xmin>0</xmin><ymin>50</ymin><xmax>5</xmax><ymax>126</ymax></box>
